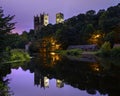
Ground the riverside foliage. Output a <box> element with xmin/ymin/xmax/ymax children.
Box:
<box><xmin>32</xmin><ymin>3</ymin><xmax>120</xmax><ymax>49</ymax></box>
<box><xmin>0</xmin><ymin>4</ymin><xmax>119</xmax><ymax>51</ymax></box>
<box><xmin>9</xmin><ymin>49</ymin><xmax>30</xmax><ymax>62</ymax></box>
<box><xmin>98</xmin><ymin>41</ymin><xmax>120</xmax><ymax>58</ymax></box>
<box><xmin>56</xmin><ymin>49</ymin><xmax>83</xmax><ymax>56</ymax></box>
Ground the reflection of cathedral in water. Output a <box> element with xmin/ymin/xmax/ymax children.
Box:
<box><xmin>34</xmin><ymin>69</ymin><xmax>49</xmax><ymax>88</ymax></box>
<box><xmin>34</xmin><ymin>69</ymin><xmax>64</xmax><ymax>88</ymax></box>
<box><xmin>56</xmin><ymin>79</ymin><xmax>64</xmax><ymax>88</ymax></box>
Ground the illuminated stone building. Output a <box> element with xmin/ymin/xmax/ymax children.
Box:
<box><xmin>34</xmin><ymin>13</ymin><xmax>49</xmax><ymax>32</ymax></box>
<box><xmin>56</xmin><ymin>12</ymin><xmax>64</xmax><ymax>24</ymax></box>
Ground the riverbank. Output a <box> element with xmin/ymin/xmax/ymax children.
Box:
<box><xmin>56</xmin><ymin>49</ymin><xmax>98</xmax><ymax>62</ymax></box>
<box><xmin>56</xmin><ymin>49</ymin><xmax>97</xmax><ymax>56</ymax></box>
<box><xmin>56</xmin><ymin>49</ymin><xmax>120</xmax><ymax>67</ymax></box>
<box><xmin>56</xmin><ymin>49</ymin><xmax>83</xmax><ymax>56</ymax></box>
<box><xmin>0</xmin><ymin>49</ymin><xmax>31</xmax><ymax>64</ymax></box>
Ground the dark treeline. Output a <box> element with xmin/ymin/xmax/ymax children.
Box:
<box><xmin>34</xmin><ymin>3</ymin><xmax>120</xmax><ymax>49</ymax></box>
<box><xmin>0</xmin><ymin>7</ymin><xmax>15</xmax><ymax>52</ymax></box>
<box><xmin>0</xmin><ymin>3</ymin><xmax>120</xmax><ymax>51</ymax></box>
<box><xmin>0</xmin><ymin>7</ymin><xmax>32</xmax><ymax>63</ymax></box>
<box><xmin>10</xmin><ymin>54</ymin><xmax>120</xmax><ymax>96</ymax></box>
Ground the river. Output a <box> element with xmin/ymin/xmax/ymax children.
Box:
<box><xmin>2</xmin><ymin>52</ymin><xmax>120</xmax><ymax>96</ymax></box>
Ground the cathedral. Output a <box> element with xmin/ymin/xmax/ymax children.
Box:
<box><xmin>34</xmin><ymin>13</ymin><xmax>49</xmax><ymax>33</ymax></box>
<box><xmin>34</xmin><ymin>12</ymin><xmax>64</xmax><ymax>32</ymax></box>
<box><xmin>56</xmin><ymin>12</ymin><xmax>64</xmax><ymax>24</ymax></box>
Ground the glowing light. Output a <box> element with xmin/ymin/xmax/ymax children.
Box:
<box><xmin>44</xmin><ymin>77</ymin><xmax>49</xmax><ymax>88</ymax></box>
<box><xmin>94</xmin><ymin>34</ymin><xmax>100</xmax><ymax>38</ymax></box>
<box><xmin>52</xmin><ymin>42</ymin><xmax>55</xmax><ymax>45</ymax></box>
<box><xmin>91</xmin><ymin>63</ymin><xmax>100</xmax><ymax>72</ymax></box>
<box><xmin>56</xmin><ymin>79</ymin><xmax>64</xmax><ymax>88</ymax></box>
<box><xmin>55</xmin><ymin>44</ymin><xmax>60</xmax><ymax>49</ymax></box>
<box><xmin>50</xmin><ymin>52</ymin><xmax>55</xmax><ymax>55</ymax></box>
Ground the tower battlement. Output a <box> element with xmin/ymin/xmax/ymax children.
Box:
<box><xmin>56</xmin><ymin>12</ymin><xmax>64</xmax><ymax>24</ymax></box>
<box><xmin>34</xmin><ymin>13</ymin><xmax>49</xmax><ymax>32</ymax></box>
<box><xmin>34</xmin><ymin>12</ymin><xmax>64</xmax><ymax>33</ymax></box>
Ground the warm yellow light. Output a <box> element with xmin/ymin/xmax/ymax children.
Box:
<box><xmin>57</xmin><ymin>79</ymin><xmax>62</xmax><ymax>83</ymax></box>
<box><xmin>95</xmin><ymin>68</ymin><xmax>100</xmax><ymax>71</ymax></box>
<box><xmin>55</xmin><ymin>44</ymin><xmax>60</xmax><ymax>49</ymax></box>
<box><xmin>94</xmin><ymin>34</ymin><xmax>100</xmax><ymax>38</ymax></box>
<box><xmin>56</xmin><ymin>55</ymin><xmax>60</xmax><ymax>60</ymax></box>
<box><xmin>52</xmin><ymin>42</ymin><xmax>55</xmax><ymax>45</ymax></box>
<box><xmin>50</xmin><ymin>52</ymin><xmax>55</xmax><ymax>55</ymax></box>
<box><xmin>91</xmin><ymin>64</ymin><xmax>100</xmax><ymax>72</ymax></box>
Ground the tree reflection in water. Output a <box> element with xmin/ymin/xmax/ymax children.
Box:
<box><xmin>21</xmin><ymin>52</ymin><xmax>120</xmax><ymax>96</ymax></box>
<box><xmin>1</xmin><ymin>52</ymin><xmax>120</xmax><ymax>96</ymax></box>
<box><xmin>0</xmin><ymin>63</ymin><xmax>13</xmax><ymax>96</ymax></box>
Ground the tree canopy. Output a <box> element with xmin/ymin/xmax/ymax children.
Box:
<box><xmin>30</xmin><ymin>3</ymin><xmax>119</xmax><ymax>49</ymax></box>
<box><xmin>0</xmin><ymin>7</ymin><xmax>15</xmax><ymax>52</ymax></box>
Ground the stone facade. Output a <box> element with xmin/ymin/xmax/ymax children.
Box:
<box><xmin>56</xmin><ymin>13</ymin><xmax>64</xmax><ymax>24</ymax></box>
<box><xmin>68</xmin><ymin>44</ymin><xmax>98</xmax><ymax>51</ymax></box>
<box><xmin>34</xmin><ymin>13</ymin><xmax>49</xmax><ymax>32</ymax></box>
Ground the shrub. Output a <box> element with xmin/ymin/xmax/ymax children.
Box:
<box><xmin>66</xmin><ymin>49</ymin><xmax>82</xmax><ymax>56</ymax></box>
<box><xmin>99</xmin><ymin>41</ymin><xmax>111</xmax><ymax>57</ymax></box>
<box><xmin>100</xmin><ymin>41</ymin><xmax>111</xmax><ymax>51</ymax></box>
<box><xmin>111</xmin><ymin>47</ymin><xmax>120</xmax><ymax>58</ymax></box>
<box><xmin>10</xmin><ymin>49</ymin><xmax>30</xmax><ymax>61</ymax></box>
<box><xmin>98</xmin><ymin>42</ymin><xmax>120</xmax><ymax>58</ymax></box>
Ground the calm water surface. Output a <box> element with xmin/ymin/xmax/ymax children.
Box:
<box><xmin>3</xmin><ymin>53</ymin><xmax>120</xmax><ymax>96</ymax></box>
<box><xmin>6</xmin><ymin>68</ymin><xmax>104</xmax><ymax>96</ymax></box>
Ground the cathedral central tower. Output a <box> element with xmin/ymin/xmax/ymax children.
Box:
<box><xmin>34</xmin><ymin>13</ymin><xmax>49</xmax><ymax>32</ymax></box>
<box><xmin>56</xmin><ymin>12</ymin><xmax>64</xmax><ymax>24</ymax></box>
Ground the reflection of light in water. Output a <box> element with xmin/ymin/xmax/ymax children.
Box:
<box><xmin>55</xmin><ymin>44</ymin><xmax>60</xmax><ymax>49</ymax></box>
<box><xmin>56</xmin><ymin>79</ymin><xmax>64</xmax><ymax>88</ymax></box>
<box><xmin>55</xmin><ymin>55</ymin><xmax>60</xmax><ymax>61</ymax></box>
<box><xmin>38</xmin><ymin>50</ymin><xmax>61</xmax><ymax>67</ymax></box>
<box><xmin>44</xmin><ymin>77</ymin><xmax>49</xmax><ymax>88</ymax></box>
<box><xmin>49</xmin><ymin>52</ymin><xmax>61</xmax><ymax>66</ymax></box>
<box><xmin>52</xmin><ymin>42</ymin><xmax>55</xmax><ymax>45</ymax></box>
<box><xmin>50</xmin><ymin>52</ymin><xmax>60</xmax><ymax>62</ymax></box>
<box><xmin>50</xmin><ymin>52</ymin><xmax>56</xmax><ymax>55</ymax></box>
<box><xmin>91</xmin><ymin>63</ymin><xmax>100</xmax><ymax>72</ymax></box>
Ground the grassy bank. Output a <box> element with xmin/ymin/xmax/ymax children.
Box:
<box><xmin>55</xmin><ymin>49</ymin><xmax>83</xmax><ymax>56</ymax></box>
<box><xmin>96</xmin><ymin>42</ymin><xmax>120</xmax><ymax>58</ymax></box>
<box><xmin>1</xmin><ymin>49</ymin><xmax>31</xmax><ymax>64</ymax></box>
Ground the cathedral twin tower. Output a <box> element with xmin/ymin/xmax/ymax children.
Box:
<box><xmin>34</xmin><ymin>12</ymin><xmax>64</xmax><ymax>32</ymax></box>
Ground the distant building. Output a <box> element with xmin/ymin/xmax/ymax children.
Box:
<box><xmin>25</xmin><ymin>42</ymin><xmax>31</xmax><ymax>52</ymax></box>
<box><xmin>56</xmin><ymin>13</ymin><xmax>64</xmax><ymax>24</ymax></box>
<box><xmin>68</xmin><ymin>44</ymin><xmax>98</xmax><ymax>51</ymax></box>
<box><xmin>113</xmin><ymin>44</ymin><xmax>120</xmax><ymax>48</ymax></box>
<box><xmin>34</xmin><ymin>13</ymin><xmax>49</xmax><ymax>33</ymax></box>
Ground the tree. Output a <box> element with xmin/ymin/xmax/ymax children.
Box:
<box><xmin>55</xmin><ymin>25</ymin><xmax>79</xmax><ymax>49</ymax></box>
<box><xmin>0</xmin><ymin>7</ymin><xmax>15</xmax><ymax>52</ymax></box>
<box><xmin>7</xmin><ymin>33</ymin><xmax>21</xmax><ymax>48</ymax></box>
<box><xmin>28</xmin><ymin>29</ymin><xmax>35</xmax><ymax>41</ymax></box>
<box><xmin>31</xmin><ymin>3</ymin><xmax>120</xmax><ymax>50</ymax></box>
<box><xmin>86</xmin><ymin>10</ymin><xmax>96</xmax><ymax>16</ymax></box>
<box><xmin>83</xmin><ymin>24</ymin><xmax>95</xmax><ymax>44</ymax></box>
<box><xmin>100</xmin><ymin>41</ymin><xmax>111</xmax><ymax>56</ymax></box>
<box><xmin>89</xmin><ymin>30</ymin><xmax>104</xmax><ymax>46</ymax></box>
<box><xmin>18</xmin><ymin>31</ymin><xmax>29</xmax><ymax>49</ymax></box>
<box><xmin>104</xmin><ymin>31</ymin><xmax>115</xmax><ymax>47</ymax></box>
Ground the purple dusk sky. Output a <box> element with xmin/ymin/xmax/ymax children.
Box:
<box><xmin>0</xmin><ymin>0</ymin><xmax>119</xmax><ymax>34</ymax></box>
